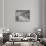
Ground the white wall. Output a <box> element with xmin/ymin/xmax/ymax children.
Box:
<box><xmin>0</xmin><ymin>0</ymin><xmax>3</xmax><ymax>33</ymax></box>
<box><xmin>42</xmin><ymin>0</ymin><xmax>46</xmax><ymax>37</ymax></box>
<box><xmin>4</xmin><ymin>0</ymin><xmax>42</xmax><ymax>32</ymax></box>
<box><xmin>0</xmin><ymin>0</ymin><xmax>3</xmax><ymax>27</ymax></box>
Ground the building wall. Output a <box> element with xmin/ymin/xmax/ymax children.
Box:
<box><xmin>4</xmin><ymin>0</ymin><xmax>42</xmax><ymax>32</ymax></box>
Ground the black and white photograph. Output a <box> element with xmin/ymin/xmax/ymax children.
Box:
<box><xmin>16</xmin><ymin>10</ymin><xmax>30</xmax><ymax>22</ymax></box>
<box><xmin>0</xmin><ymin>0</ymin><xmax>46</xmax><ymax>46</ymax></box>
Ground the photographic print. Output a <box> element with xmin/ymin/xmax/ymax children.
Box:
<box><xmin>15</xmin><ymin>10</ymin><xmax>30</xmax><ymax>22</ymax></box>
